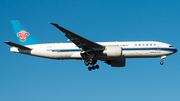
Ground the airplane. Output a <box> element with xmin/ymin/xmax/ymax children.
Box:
<box><xmin>4</xmin><ymin>20</ymin><xmax>178</xmax><ymax>71</ymax></box>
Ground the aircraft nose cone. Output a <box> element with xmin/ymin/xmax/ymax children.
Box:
<box><xmin>174</xmin><ymin>48</ymin><xmax>178</xmax><ymax>53</ymax></box>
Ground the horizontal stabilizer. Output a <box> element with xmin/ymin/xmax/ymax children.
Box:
<box><xmin>4</xmin><ymin>41</ymin><xmax>32</xmax><ymax>50</ymax></box>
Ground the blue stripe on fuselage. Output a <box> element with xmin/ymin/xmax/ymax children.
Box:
<box><xmin>122</xmin><ymin>47</ymin><xmax>176</xmax><ymax>52</ymax></box>
<box><xmin>47</xmin><ymin>47</ymin><xmax>176</xmax><ymax>53</ymax></box>
<box><xmin>47</xmin><ymin>49</ymin><xmax>81</xmax><ymax>52</ymax></box>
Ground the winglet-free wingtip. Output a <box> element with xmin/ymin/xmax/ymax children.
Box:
<box><xmin>4</xmin><ymin>41</ymin><xmax>9</xmax><ymax>43</ymax></box>
<box><xmin>49</xmin><ymin>22</ymin><xmax>58</xmax><ymax>26</ymax></box>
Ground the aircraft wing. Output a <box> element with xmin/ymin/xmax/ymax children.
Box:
<box><xmin>50</xmin><ymin>23</ymin><xmax>105</xmax><ymax>51</ymax></box>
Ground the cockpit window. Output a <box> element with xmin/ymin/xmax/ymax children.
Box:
<box><xmin>169</xmin><ymin>45</ymin><xmax>174</xmax><ymax>48</ymax></box>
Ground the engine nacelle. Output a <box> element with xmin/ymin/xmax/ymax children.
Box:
<box><xmin>103</xmin><ymin>46</ymin><xmax>122</xmax><ymax>57</ymax></box>
<box><xmin>105</xmin><ymin>58</ymin><xmax>126</xmax><ymax>67</ymax></box>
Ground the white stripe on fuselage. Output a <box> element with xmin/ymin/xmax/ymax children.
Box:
<box><xmin>10</xmin><ymin>41</ymin><xmax>175</xmax><ymax>60</ymax></box>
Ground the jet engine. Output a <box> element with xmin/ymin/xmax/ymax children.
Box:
<box><xmin>103</xmin><ymin>46</ymin><xmax>122</xmax><ymax>57</ymax></box>
<box><xmin>105</xmin><ymin>58</ymin><xmax>126</xmax><ymax>67</ymax></box>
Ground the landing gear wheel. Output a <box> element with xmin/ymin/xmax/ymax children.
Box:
<box><xmin>160</xmin><ymin>61</ymin><xmax>164</xmax><ymax>65</ymax></box>
<box><xmin>89</xmin><ymin>60</ymin><xmax>93</xmax><ymax>65</ymax></box>
<box><xmin>95</xmin><ymin>65</ymin><xmax>99</xmax><ymax>69</ymax></box>
<box><xmin>85</xmin><ymin>61</ymin><xmax>89</xmax><ymax>66</ymax></box>
<box><xmin>88</xmin><ymin>67</ymin><xmax>92</xmax><ymax>71</ymax></box>
<box><xmin>92</xmin><ymin>66</ymin><xmax>95</xmax><ymax>70</ymax></box>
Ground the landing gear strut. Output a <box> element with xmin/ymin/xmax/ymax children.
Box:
<box><xmin>160</xmin><ymin>56</ymin><xmax>166</xmax><ymax>65</ymax></box>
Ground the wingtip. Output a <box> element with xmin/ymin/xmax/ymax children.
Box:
<box><xmin>4</xmin><ymin>41</ymin><xmax>9</xmax><ymax>43</ymax></box>
<box><xmin>49</xmin><ymin>22</ymin><xmax>57</xmax><ymax>25</ymax></box>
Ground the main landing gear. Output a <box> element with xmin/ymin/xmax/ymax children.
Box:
<box><xmin>84</xmin><ymin>60</ymin><xmax>99</xmax><ymax>71</ymax></box>
<box><xmin>88</xmin><ymin>65</ymin><xmax>99</xmax><ymax>71</ymax></box>
<box><xmin>160</xmin><ymin>56</ymin><xmax>166</xmax><ymax>65</ymax></box>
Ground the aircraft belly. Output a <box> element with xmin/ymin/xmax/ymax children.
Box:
<box><xmin>31</xmin><ymin>49</ymin><xmax>79</xmax><ymax>59</ymax></box>
<box><xmin>71</xmin><ymin>52</ymin><xmax>82</xmax><ymax>59</ymax></box>
<box><xmin>122</xmin><ymin>51</ymin><xmax>151</xmax><ymax>57</ymax></box>
<box><xmin>123</xmin><ymin>50</ymin><xmax>171</xmax><ymax>58</ymax></box>
<box><xmin>58</xmin><ymin>52</ymin><xmax>71</xmax><ymax>57</ymax></box>
<box><xmin>53</xmin><ymin>52</ymin><xmax>81</xmax><ymax>59</ymax></box>
<box><xmin>31</xmin><ymin>49</ymin><xmax>54</xmax><ymax>58</ymax></box>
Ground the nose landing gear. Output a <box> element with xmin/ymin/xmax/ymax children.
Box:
<box><xmin>160</xmin><ymin>56</ymin><xmax>166</xmax><ymax>65</ymax></box>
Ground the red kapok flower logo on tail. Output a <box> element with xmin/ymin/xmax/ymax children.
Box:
<box><xmin>17</xmin><ymin>30</ymin><xmax>29</xmax><ymax>42</ymax></box>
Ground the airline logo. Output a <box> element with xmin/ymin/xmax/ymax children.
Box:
<box><xmin>17</xmin><ymin>30</ymin><xmax>29</xmax><ymax>42</ymax></box>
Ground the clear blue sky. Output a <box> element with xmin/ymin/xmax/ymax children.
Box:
<box><xmin>0</xmin><ymin>0</ymin><xmax>180</xmax><ymax>101</ymax></box>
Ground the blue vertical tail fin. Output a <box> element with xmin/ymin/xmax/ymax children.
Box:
<box><xmin>11</xmin><ymin>20</ymin><xmax>40</xmax><ymax>46</ymax></box>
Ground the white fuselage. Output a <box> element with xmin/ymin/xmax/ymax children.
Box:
<box><xmin>10</xmin><ymin>41</ymin><xmax>177</xmax><ymax>60</ymax></box>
